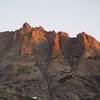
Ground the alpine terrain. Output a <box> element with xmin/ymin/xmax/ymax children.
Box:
<box><xmin>0</xmin><ymin>23</ymin><xmax>100</xmax><ymax>100</ymax></box>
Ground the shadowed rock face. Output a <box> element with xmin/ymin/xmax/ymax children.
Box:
<box><xmin>0</xmin><ymin>31</ymin><xmax>14</xmax><ymax>53</ymax></box>
<box><xmin>0</xmin><ymin>23</ymin><xmax>100</xmax><ymax>100</ymax></box>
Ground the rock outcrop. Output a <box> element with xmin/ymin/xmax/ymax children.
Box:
<box><xmin>0</xmin><ymin>23</ymin><xmax>100</xmax><ymax>100</ymax></box>
<box><xmin>77</xmin><ymin>32</ymin><xmax>100</xmax><ymax>48</ymax></box>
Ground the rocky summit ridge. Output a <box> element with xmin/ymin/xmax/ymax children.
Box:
<box><xmin>1</xmin><ymin>22</ymin><xmax>100</xmax><ymax>56</ymax></box>
<box><xmin>0</xmin><ymin>23</ymin><xmax>100</xmax><ymax>100</ymax></box>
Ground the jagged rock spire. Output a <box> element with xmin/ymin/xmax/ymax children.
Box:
<box><xmin>18</xmin><ymin>22</ymin><xmax>33</xmax><ymax>34</ymax></box>
<box><xmin>22</xmin><ymin>22</ymin><xmax>32</xmax><ymax>30</ymax></box>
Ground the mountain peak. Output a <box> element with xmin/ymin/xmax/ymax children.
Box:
<box><xmin>0</xmin><ymin>24</ymin><xmax>100</xmax><ymax>100</ymax></box>
<box><xmin>23</xmin><ymin>22</ymin><xmax>31</xmax><ymax>29</ymax></box>
<box><xmin>18</xmin><ymin>22</ymin><xmax>33</xmax><ymax>34</ymax></box>
<box><xmin>77</xmin><ymin>32</ymin><xmax>100</xmax><ymax>48</ymax></box>
<box><xmin>58</xmin><ymin>32</ymin><xmax>69</xmax><ymax>37</ymax></box>
<box><xmin>1</xmin><ymin>23</ymin><xmax>100</xmax><ymax>56</ymax></box>
<box><xmin>22</xmin><ymin>22</ymin><xmax>33</xmax><ymax>32</ymax></box>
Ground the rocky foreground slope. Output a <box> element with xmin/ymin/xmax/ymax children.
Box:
<box><xmin>0</xmin><ymin>23</ymin><xmax>100</xmax><ymax>100</ymax></box>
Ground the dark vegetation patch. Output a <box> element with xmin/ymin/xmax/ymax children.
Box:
<box><xmin>88</xmin><ymin>55</ymin><xmax>100</xmax><ymax>60</ymax></box>
<box><xmin>58</xmin><ymin>75</ymin><xmax>72</xmax><ymax>83</ymax></box>
<box><xmin>94</xmin><ymin>75</ymin><xmax>100</xmax><ymax>87</ymax></box>
<box><xmin>18</xmin><ymin>96</ymin><xmax>33</xmax><ymax>100</ymax></box>
<box><xmin>79</xmin><ymin>76</ymin><xmax>93</xmax><ymax>83</ymax></box>
<box><xmin>17</xmin><ymin>66</ymin><xmax>33</xmax><ymax>74</ymax></box>
<box><xmin>79</xmin><ymin>75</ymin><xmax>100</xmax><ymax>87</ymax></box>
<box><xmin>0</xmin><ymin>97</ymin><xmax>8</xmax><ymax>100</ymax></box>
<box><xmin>82</xmin><ymin>95</ymin><xmax>100</xmax><ymax>100</ymax></box>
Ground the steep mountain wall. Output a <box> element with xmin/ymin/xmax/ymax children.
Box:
<box><xmin>0</xmin><ymin>23</ymin><xmax>100</xmax><ymax>100</ymax></box>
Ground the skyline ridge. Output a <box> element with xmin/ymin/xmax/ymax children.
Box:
<box><xmin>0</xmin><ymin>22</ymin><xmax>100</xmax><ymax>42</ymax></box>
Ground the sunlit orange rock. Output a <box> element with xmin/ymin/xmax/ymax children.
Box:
<box><xmin>77</xmin><ymin>32</ymin><xmax>100</xmax><ymax>48</ymax></box>
<box><xmin>45</xmin><ymin>31</ymin><xmax>60</xmax><ymax>50</ymax></box>
<box><xmin>20</xmin><ymin>26</ymin><xmax>47</xmax><ymax>55</ymax></box>
<box><xmin>27</xmin><ymin>47</ymin><xmax>32</xmax><ymax>55</ymax></box>
<box><xmin>31</xmin><ymin>28</ymin><xmax>46</xmax><ymax>43</ymax></box>
<box><xmin>18</xmin><ymin>22</ymin><xmax>33</xmax><ymax>34</ymax></box>
<box><xmin>3</xmin><ymin>23</ymin><xmax>100</xmax><ymax>57</ymax></box>
<box><xmin>53</xmin><ymin>34</ymin><xmax>60</xmax><ymax>50</ymax></box>
<box><xmin>58</xmin><ymin>32</ymin><xmax>69</xmax><ymax>38</ymax></box>
<box><xmin>21</xmin><ymin>36</ymin><xmax>28</xmax><ymax>55</ymax></box>
<box><xmin>58</xmin><ymin>32</ymin><xmax>69</xmax><ymax>51</ymax></box>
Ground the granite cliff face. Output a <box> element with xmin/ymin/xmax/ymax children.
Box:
<box><xmin>0</xmin><ymin>23</ymin><xmax>100</xmax><ymax>100</ymax></box>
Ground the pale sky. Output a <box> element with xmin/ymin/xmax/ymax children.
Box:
<box><xmin>0</xmin><ymin>0</ymin><xmax>100</xmax><ymax>41</ymax></box>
